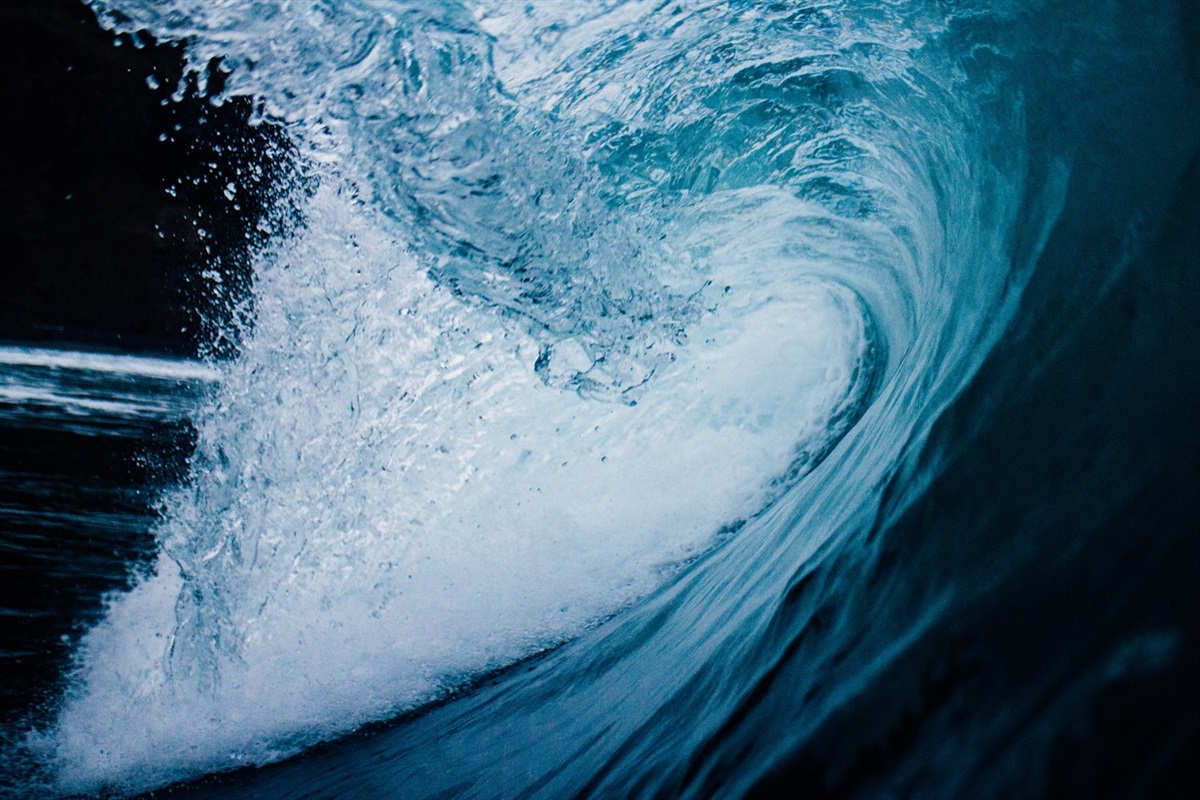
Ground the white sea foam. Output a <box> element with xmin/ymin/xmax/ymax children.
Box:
<box><xmin>48</xmin><ymin>172</ymin><xmax>874</xmax><ymax>793</ymax></box>
<box><xmin>43</xmin><ymin>2</ymin><xmax>923</xmax><ymax>793</ymax></box>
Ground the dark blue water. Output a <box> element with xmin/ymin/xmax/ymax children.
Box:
<box><xmin>1</xmin><ymin>1</ymin><xmax>1197</xmax><ymax>797</ymax></box>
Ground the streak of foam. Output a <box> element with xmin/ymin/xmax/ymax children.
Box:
<box><xmin>0</xmin><ymin>346</ymin><xmax>217</xmax><ymax>425</ymax></box>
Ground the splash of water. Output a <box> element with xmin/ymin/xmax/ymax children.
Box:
<box><xmin>43</xmin><ymin>0</ymin><xmax>1057</xmax><ymax>793</ymax></box>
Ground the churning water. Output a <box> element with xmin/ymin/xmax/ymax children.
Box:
<box><xmin>3</xmin><ymin>0</ymin><xmax>1197</xmax><ymax>797</ymax></box>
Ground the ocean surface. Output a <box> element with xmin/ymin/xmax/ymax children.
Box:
<box><xmin>1</xmin><ymin>0</ymin><xmax>1197</xmax><ymax>797</ymax></box>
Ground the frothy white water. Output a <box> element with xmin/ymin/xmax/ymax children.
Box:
<box><xmin>47</xmin><ymin>170</ymin><xmax>874</xmax><ymax>792</ymax></box>
<box><xmin>38</xmin><ymin>1</ymin><xmax>949</xmax><ymax>793</ymax></box>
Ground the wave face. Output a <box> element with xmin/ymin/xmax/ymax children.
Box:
<box><xmin>28</xmin><ymin>0</ymin><xmax>1198</xmax><ymax>796</ymax></box>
